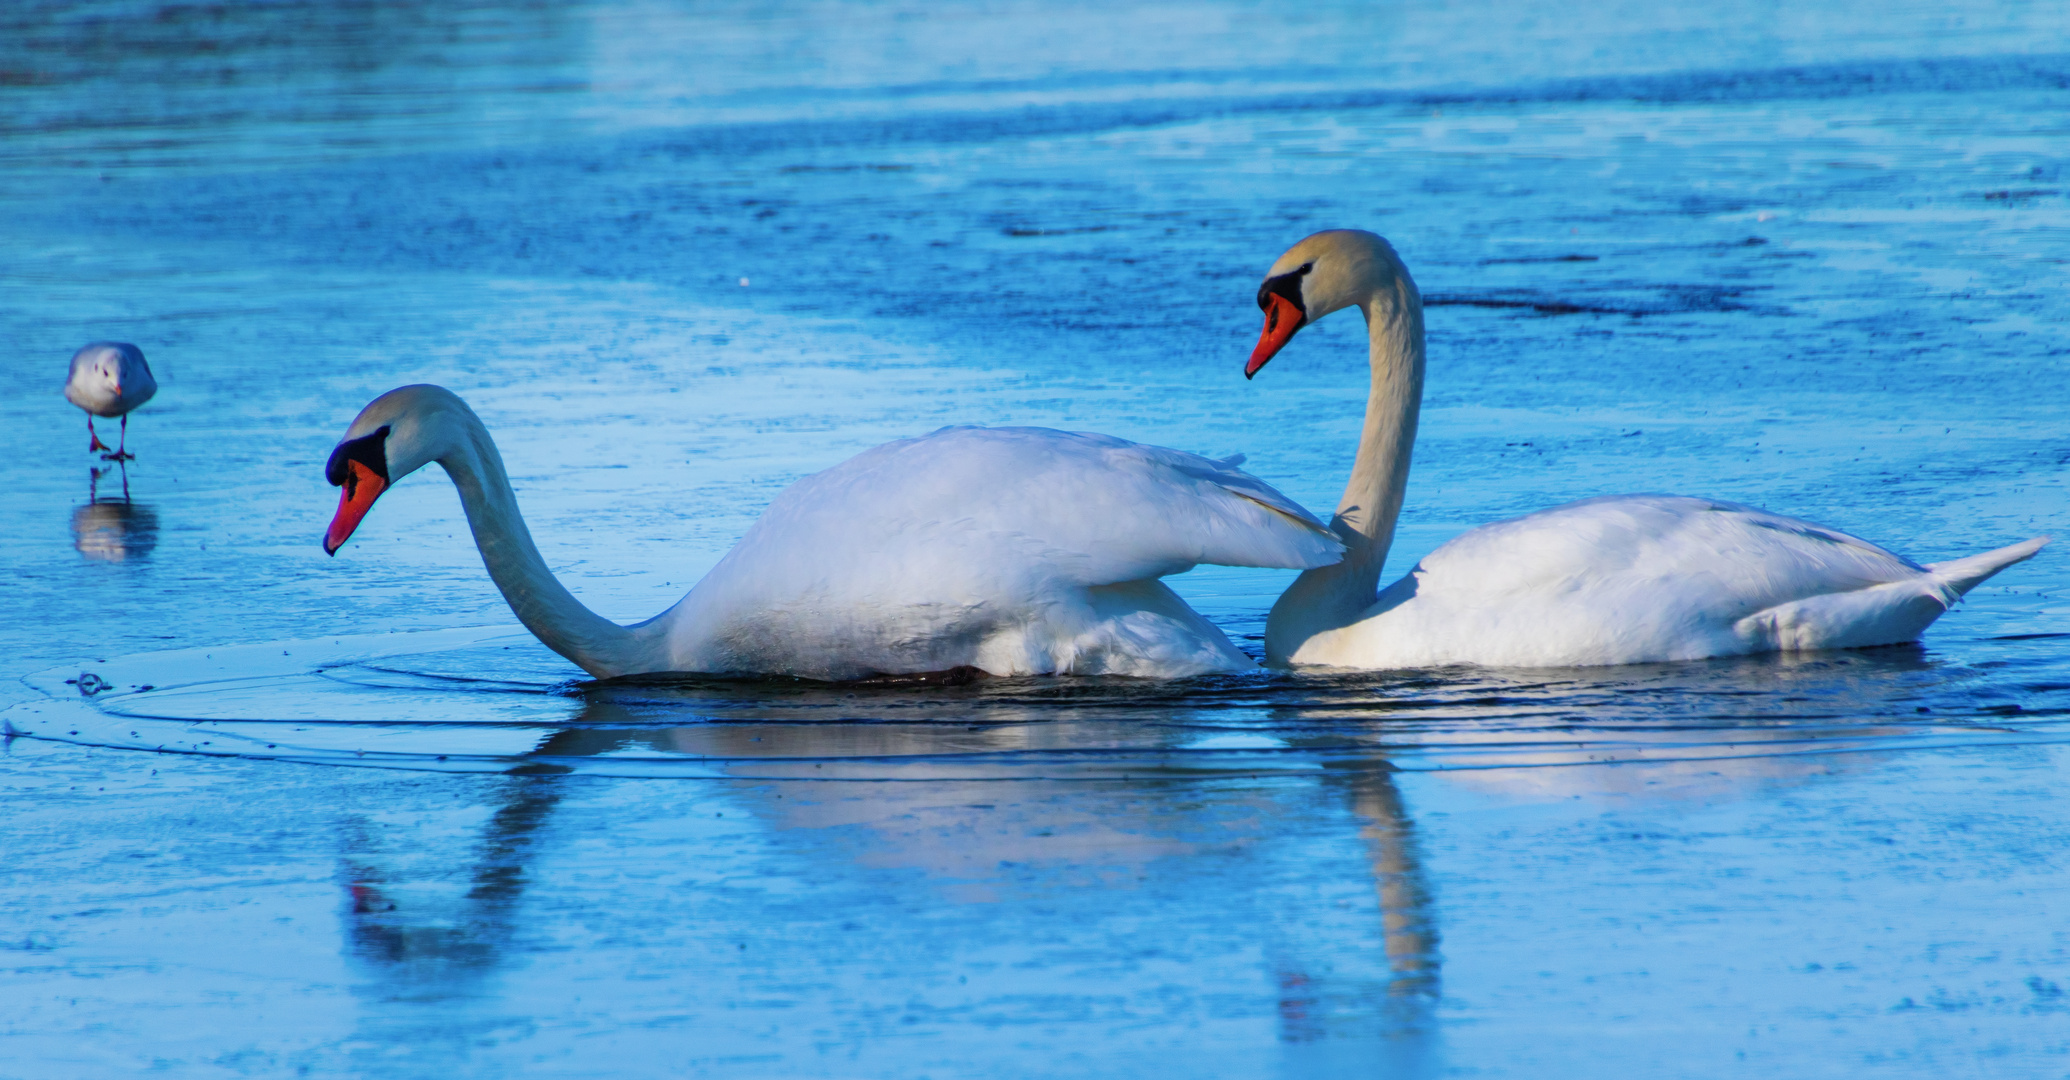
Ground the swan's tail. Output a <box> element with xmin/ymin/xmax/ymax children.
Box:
<box><xmin>1924</xmin><ymin>536</ymin><xmax>2050</xmax><ymax>599</ymax></box>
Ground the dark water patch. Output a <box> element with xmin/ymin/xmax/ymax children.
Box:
<box><xmin>26</xmin><ymin>48</ymin><xmax>2065</xmax><ymax>180</ymax></box>
<box><xmin>1002</xmin><ymin>225</ymin><xmax>1120</xmax><ymax>237</ymax></box>
<box><xmin>1465</xmin><ymin>53</ymin><xmax>2070</xmax><ymax>106</ymax></box>
<box><xmin>779</xmin><ymin>164</ymin><xmax>916</xmax><ymax>173</ymax></box>
<box><xmin>1425</xmin><ymin>295</ymin><xmax>1633</xmax><ymax>316</ymax></box>
<box><xmin>1423</xmin><ymin>288</ymin><xmax>1762</xmax><ymax>317</ymax></box>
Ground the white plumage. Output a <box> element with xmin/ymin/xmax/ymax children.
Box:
<box><xmin>322</xmin><ymin>386</ymin><xmax>1342</xmax><ymax>681</ymax></box>
<box><xmin>658</xmin><ymin>426</ymin><xmax>1343</xmax><ymax>678</ymax></box>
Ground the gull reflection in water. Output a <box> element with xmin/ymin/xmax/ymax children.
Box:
<box><xmin>73</xmin><ymin>466</ymin><xmax>157</xmax><ymax>562</ymax></box>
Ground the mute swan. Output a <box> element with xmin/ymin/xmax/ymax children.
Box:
<box><xmin>322</xmin><ymin>385</ymin><xmax>1343</xmax><ymax>681</ymax></box>
<box><xmin>1245</xmin><ymin>229</ymin><xmax>2047</xmax><ymax>669</ymax></box>
<box><xmin>64</xmin><ymin>342</ymin><xmax>157</xmax><ymax>461</ymax></box>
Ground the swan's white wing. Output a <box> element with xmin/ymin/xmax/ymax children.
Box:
<box><xmin>1417</xmin><ymin>495</ymin><xmax>1926</xmax><ymax>610</ymax></box>
<box><xmin>763</xmin><ymin>425</ymin><xmax>1343</xmax><ymax>586</ymax></box>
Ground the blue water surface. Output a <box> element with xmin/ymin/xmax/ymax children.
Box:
<box><xmin>2</xmin><ymin>2</ymin><xmax>2067</xmax><ymax>1076</ymax></box>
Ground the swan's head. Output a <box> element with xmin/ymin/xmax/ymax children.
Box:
<box><xmin>1245</xmin><ymin>229</ymin><xmax>1413</xmax><ymax>378</ymax></box>
<box><xmin>323</xmin><ymin>384</ymin><xmax>473</xmax><ymax>555</ymax></box>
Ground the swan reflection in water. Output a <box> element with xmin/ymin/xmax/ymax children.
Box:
<box><xmin>73</xmin><ymin>465</ymin><xmax>157</xmax><ymax>562</ymax></box>
<box><xmin>316</xmin><ymin>645</ymin><xmax>1982</xmax><ymax>1072</ymax></box>
<box><xmin>327</xmin><ymin>684</ymin><xmax>1449</xmax><ymax>1073</ymax></box>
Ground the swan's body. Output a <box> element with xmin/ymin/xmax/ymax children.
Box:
<box><xmin>1246</xmin><ymin>230</ymin><xmax>2047</xmax><ymax>669</ymax></box>
<box><xmin>1292</xmin><ymin>494</ymin><xmax>2045</xmax><ymax>668</ymax></box>
<box><xmin>64</xmin><ymin>341</ymin><xmax>157</xmax><ymax>460</ymax></box>
<box><xmin>322</xmin><ymin>386</ymin><xmax>1342</xmax><ymax>681</ymax></box>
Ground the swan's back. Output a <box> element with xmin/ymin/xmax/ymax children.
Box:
<box><xmin>773</xmin><ymin>426</ymin><xmax>1338</xmax><ymax>580</ymax></box>
<box><xmin>1423</xmin><ymin>495</ymin><xmax>1925</xmax><ymax>606</ymax></box>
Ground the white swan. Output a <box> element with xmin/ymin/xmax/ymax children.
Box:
<box><xmin>1245</xmin><ymin>229</ymin><xmax>2047</xmax><ymax>669</ymax></box>
<box><xmin>64</xmin><ymin>341</ymin><xmax>157</xmax><ymax>460</ymax></box>
<box><xmin>321</xmin><ymin>385</ymin><xmax>1343</xmax><ymax>681</ymax></box>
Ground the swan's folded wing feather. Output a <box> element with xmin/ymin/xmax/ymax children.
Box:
<box><xmin>1415</xmin><ymin>494</ymin><xmax>1928</xmax><ymax>617</ymax></box>
<box><xmin>769</xmin><ymin>426</ymin><xmax>1343</xmax><ymax>588</ymax></box>
<box><xmin>1102</xmin><ymin>437</ymin><xmax>1346</xmax><ymax>577</ymax></box>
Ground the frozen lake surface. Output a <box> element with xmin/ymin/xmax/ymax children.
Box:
<box><xmin>2</xmin><ymin>1</ymin><xmax>2067</xmax><ymax>1075</ymax></box>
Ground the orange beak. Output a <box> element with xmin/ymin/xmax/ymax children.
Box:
<box><xmin>1245</xmin><ymin>292</ymin><xmax>1306</xmax><ymax>378</ymax></box>
<box><xmin>324</xmin><ymin>459</ymin><xmax>389</xmax><ymax>555</ymax></box>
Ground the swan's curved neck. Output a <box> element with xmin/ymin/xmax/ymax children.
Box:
<box><xmin>1266</xmin><ymin>274</ymin><xmax>1425</xmax><ymax>659</ymax></box>
<box><xmin>436</xmin><ymin>416</ymin><xmax>666</xmax><ymax>679</ymax></box>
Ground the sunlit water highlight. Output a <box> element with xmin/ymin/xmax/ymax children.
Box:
<box><xmin>3</xmin><ymin>1</ymin><xmax>2067</xmax><ymax>1076</ymax></box>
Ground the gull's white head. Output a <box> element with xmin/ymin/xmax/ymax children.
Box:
<box><xmin>1245</xmin><ymin>230</ymin><xmax>1417</xmax><ymax>378</ymax></box>
<box><xmin>65</xmin><ymin>341</ymin><xmax>154</xmax><ymax>413</ymax></box>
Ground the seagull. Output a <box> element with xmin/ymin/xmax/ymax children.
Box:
<box><xmin>64</xmin><ymin>342</ymin><xmax>157</xmax><ymax>461</ymax></box>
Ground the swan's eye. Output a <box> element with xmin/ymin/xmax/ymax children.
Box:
<box><xmin>326</xmin><ymin>425</ymin><xmax>393</xmax><ymax>489</ymax></box>
<box><xmin>1256</xmin><ymin>261</ymin><xmax>1314</xmax><ymax>319</ymax></box>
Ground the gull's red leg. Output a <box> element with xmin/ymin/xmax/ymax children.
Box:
<box><xmin>102</xmin><ymin>416</ymin><xmax>135</xmax><ymax>462</ymax></box>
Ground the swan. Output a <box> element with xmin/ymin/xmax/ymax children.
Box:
<box><xmin>1244</xmin><ymin>229</ymin><xmax>2048</xmax><ymax>669</ymax></box>
<box><xmin>321</xmin><ymin>385</ymin><xmax>1344</xmax><ymax>681</ymax></box>
<box><xmin>64</xmin><ymin>341</ymin><xmax>157</xmax><ymax>461</ymax></box>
